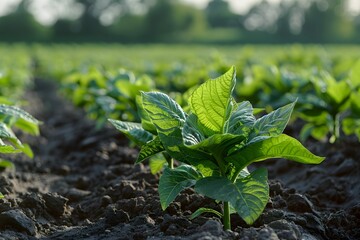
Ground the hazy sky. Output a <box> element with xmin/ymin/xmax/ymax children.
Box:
<box><xmin>0</xmin><ymin>0</ymin><xmax>360</xmax><ymax>25</ymax></box>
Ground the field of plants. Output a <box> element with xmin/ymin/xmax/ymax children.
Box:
<box><xmin>0</xmin><ymin>44</ymin><xmax>360</xmax><ymax>239</ymax></box>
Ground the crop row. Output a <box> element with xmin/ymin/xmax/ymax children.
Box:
<box><xmin>31</xmin><ymin>44</ymin><xmax>360</xmax><ymax>143</ymax></box>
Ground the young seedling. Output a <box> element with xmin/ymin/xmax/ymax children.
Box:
<box><xmin>109</xmin><ymin>66</ymin><xmax>324</xmax><ymax>230</ymax></box>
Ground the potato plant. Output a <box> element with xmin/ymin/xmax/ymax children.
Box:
<box><xmin>109</xmin><ymin>67</ymin><xmax>324</xmax><ymax>229</ymax></box>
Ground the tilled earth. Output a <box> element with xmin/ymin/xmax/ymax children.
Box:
<box><xmin>0</xmin><ymin>79</ymin><xmax>359</xmax><ymax>240</ymax></box>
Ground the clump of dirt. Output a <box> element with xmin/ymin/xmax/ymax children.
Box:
<box><xmin>0</xmin><ymin>78</ymin><xmax>359</xmax><ymax>240</ymax></box>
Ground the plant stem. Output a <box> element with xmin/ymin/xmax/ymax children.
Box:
<box><xmin>223</xmin><ymin>201</ymin><xmax>231</xmax><ymax>230</ymax></box>
<box><xmin>212</xmin><ymin>153</ymin><xmax>231</xmax><ymax>230</ymax></box>
<box><xmin>168</xmin><ymin>158</ymin><xmax>174</xmax><ymax>169</ymax></box>
<box><xmin>162</xmin><ymin>152</ymin><xmax>174</xmax><ymax>169</ymax></box>
<box><xmin>330</xmin><ymin>113</ymin><xmax>340</xmax><ymax>143</ymax></box>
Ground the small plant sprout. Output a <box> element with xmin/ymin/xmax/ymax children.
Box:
<box><xmin>109</xmin><ymin>66</ymin><xmax>325</xmax><ymax>230</ymax></box>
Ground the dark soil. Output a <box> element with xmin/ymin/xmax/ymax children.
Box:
<box><xmin>0</xmin><ymin>79</ymin><xmax>359</xmax><ymax>239</ymax></box>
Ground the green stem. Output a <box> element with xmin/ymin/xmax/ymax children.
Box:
<box><xmin>223</xmin><ymin>201</ymin><xmax>231</xmax><ymax>230</ymax></box>
<box><xmin>231</xmin><ymin>168</ymin><xmax>243</xmax><ymax>183</ymax></box>
<box><xmin>330</xmin><ymin>113</ymin><xmax>340</xmax><ymax>143</ymax></box>
<box><xmin>162</xmin><ymin>152</ymin><xmax>173</xmax><ymax>169</ymax></box>
<box><xmin>212</xmin><ymin>152</ymin><xmax>231</xmax><ymax>230</ymax></box>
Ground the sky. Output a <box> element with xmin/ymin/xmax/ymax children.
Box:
<box><xmin>0</xmin><ymin>0</ymin><xmax>360</xmax><ymax>26</ymax></box>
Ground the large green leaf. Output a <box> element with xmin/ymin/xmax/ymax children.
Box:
<box><xmin>142</xmin><ymin>92</ymin><xmax>186</xmax><ymax>134</ymax></box>
<box><xmin>141</xmin><ymin>92</ymin><xmax>217</xmax><ymax>174</ymax></box>
<box><xmin>0</xmin><ymin>105</ymin><xmax>40</xmax><ymax>136</ymax></box>
<box><xmin>195</xmin><ymin>168</ymin><xmax>269</xmax><ymax>225</ymax></box>
<box><xmin>136</xmin><ymin>137</ymin><xmax>165</xmax><ymax>163</ymax></box>
<box><xmin>188</xmin><ymin>66</ymin><xmax>236</xmax><ymax>134</ymax></box>
<box><xmin>159</xmin><ymin>165</ymin><xmax>202</xmax><ymax>210</ymax></box>
<box><xmin>249</xmin><ymin>101</ymin><xmax>295</xmax><ymax>144</ymax></box>
<box><xmin>224</xmin><ymin>101</ymin><xmax>255</xmax><ymax>135</ymax></box>
<box><xmin>0</xmin><ymin>104</ymin><xmax>39</xmax><ymax>124</ymax></box>
<box><xmin>136</xmin><ymin>95</ymin><xmax>157</xmax><ymax>134</ymax></box>
<box><xmin>108</xmin><ymin>119</ymin><xmax>153</xmax><ymax>145</ymax></box>
<box><xmin>226</xmin><ymin>134</ymin><xmax>325</xmax><ymax>171</ymax></box>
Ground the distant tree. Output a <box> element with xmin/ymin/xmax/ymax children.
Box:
<box><xmin>301</xmin><ymin>0</ymin><xmax>354</xmax><ymax>42</ymax></box>
<box><xmin>110</xmin><ymin>13</ymin><xmax>146</xmax><ymax>42</ymax></box>
<box><xmin>0</xmin><ymin>0</ymin><xmax>50</xmax><ymax>41</ymax></box>
<box><xmin>70</xmin><ymin>0</ymin><xmax>108</xmax><ymax>38</ymax></box>
<box><xmin>144</xmin><ymin>0</ymin><xmax>207</xmax><ymax>42</ymax></box>
<box><xmin>205</xmin><ymin>0</ymin><xmax>238</xmax><ymax>28</ymax></box>
<box><xmin>242</xmin><ymin>0</ymin><xmax>278</xmax><ymax>33</ymax></box>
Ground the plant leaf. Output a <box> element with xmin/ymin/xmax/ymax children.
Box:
<box><xmin>14</xmin><ymin>118</ymin><xmax>40</xmax><ymax>136</ymax></box>
<box><xmin>224</xmin><ymin>101</ymin><xmax>255</xmax><ymax>135</ymax></box>
<box><xmin>195</xmin><ymin>168</ymin><xmax>269</xmax><ymax>225</ymax></box>
<box><xmin>185</xmin><ymin>133</ymin><xmax>246</xmax><ymax>156</ymax></box>
<box><xmin>141</xmin><ymin>92</ymin><xmax>186</xmax><ymax>134</ymax></box>
<box><xmin>226</xmin><ymin>134</ymin><xmax>325</xmax><ymax>171</ymax></box>
<box><xmin>188</xmin><ymin>66</ymin><xmax>236</xmax><ymax>134</ymax></box>
<box><xmin>0</xmin><ymin>104</ymin><xmax>39</xmax><ymax>124</ymax></box>
<box><xmin>0</xmin><ymin>159</ymin><xmax>14</xmax><ymax>168</ymax></box>
<box><xmin>0</xmin><ymin>145</ymin><xmax>21</xmax><ymax>154</ymax></box>
<box><xmin>141</xmin><ymin>92</ymin><xmax>217</xmax><ymax>173</ymax></box>
<box><xmin>136</xmin><ymin>137</ymin><xmax>165</xmax><ymax>163</ymax></box>
<box><xmin>159</xmin><ymin>165</ymin><xmax>202</xmax><ymax>210</ymax></box>
<box><xmin>136</xmin><ymin>95</ymin><xmax>157</xmax><ymax>134</ymax></box>
<box><xmin>248</xmin><ymin>101</ymin><xmax>295</xmax><ymax>144</ymax></box>
<box><xmin>108</xmin><ymin>119</ymin><xmax>153</xmax><ymax>145</ymax></box>
<box><xmin>0</xmin><ymin>122</ymin><xmax>34</xmax><ymax>158</ymax></box>
<box><xmin>182</xmin><ymin>113</ymin><xmax>206</xmax><ymax>145</ymax></box>
<box><xmin>327</xmin><ymin>81</ymin><xmax>351</xmax><ymax>105</ymax></box>
<box><xmin>0</xmin><ymin>122</ymin><xmax>17</xmax><ymax>140</ymax></box>
<box><xmin>149</xmin><ymin>155</ymin><xmax>167</xmax><ymax>174</ymax></box>
<box><xmin>189</xmin><ymin>208</ymin><xmax>223</xmax><ymax>220</ymax></box>
<box><xmin>183</xmin><ymin>114</ymin><xmax>246</xmax><ymax>156</ymax></box>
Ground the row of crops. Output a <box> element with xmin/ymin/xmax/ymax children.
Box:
<box><xmin>0</xmin><ymin>45</ymin><xmax>360</xmax><ymax>160</ymax></box>
<box><xmin>2</xmin><ymin>44</ymin><xmax>360</xmax><ymax>158</ymax></box>
<box><xmin>0</xmin><ymin>44</ymin><xmax>360</xmax><ymax>227</ymax></box>
<box><xmin>29</xmin><ymin>44</ymin><xmax>360</xmax><ymax>144</ymax></box>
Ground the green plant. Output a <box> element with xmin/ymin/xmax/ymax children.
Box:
<box><xmin>109</xmin><ymin>66</ymin><xmax>324</xmax><ymax>229</ymax></box>
<box><xmin>296</xmin><ymin>60</ymin><xmax>360</xmax><ymax>143</ymax></box>
<box><xmin>0</xmin><ymin>104</ymin><xmax>40</xmax><ymax>198</ymax></box>
<box><xmin>62</xmin><ymin>67</ymin><xmax>155</xmax><ymax>128</ymax></box>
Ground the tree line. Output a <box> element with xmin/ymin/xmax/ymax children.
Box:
<box><xmin>0</xmin><ymin>0</ymin><xmax>359</xmax><ymax>43</ymax></box>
